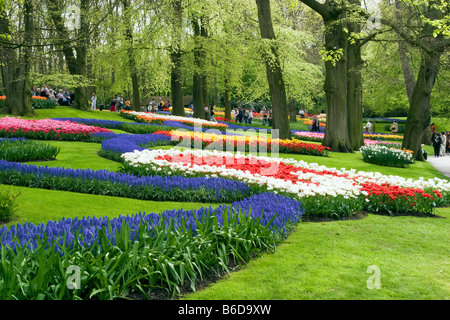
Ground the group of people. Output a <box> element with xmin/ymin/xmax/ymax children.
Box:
<box><xmin>146</xmin><ymin>98</ymin><xmax>171</xmax><ymax>113</ymax></box>
<box><xmin>431</xmin><ymin>123</ymin><xmax>449</xmax><ymax>157</ymax></box>
<box><xmin>231</xmin><ymin>107</ymin><xmax>257</xmax><ymax>125</ymax></box>
<box><xmin>32</xmin><ymin>85</ymin><xmax>75</xmax><ymax>106</ymax></box>
<box><xmin>204</xmin><ymin>105</ymin><xmax>216</xmax><ymax>121</ymax></box>
<box><xmin>364</xmin><ymin>120</ymin><xmax>398</xmax><ymax>134</ymax></box>
<box><xmin>109</xmin><ymin>95</ymin><xmax>133</xmax><ymax>112</ymax></box>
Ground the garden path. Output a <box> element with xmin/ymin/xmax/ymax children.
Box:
<box><xmin>427</xmin><ymin>153</ymin><xmax>450</xmax><ymax>178</ymax></box>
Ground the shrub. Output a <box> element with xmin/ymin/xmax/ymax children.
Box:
<box><xmin>32</xmin><ymin>96</ymin><xmax>57</xmax><ymax>109</ymax></box>
<box><xmin>0</xmin><ymin>189</ymin><xmax>20</xmax><ymax>222</ymax></box>
<box><xmin>0</xmin><ymin>139</ymin><xmax>60</xmax><ymax>162</ymax></box>
<box><xmin>360</xmin><ymin>145</ymin><xmax>414</xmax><ymax>167</ymax></box>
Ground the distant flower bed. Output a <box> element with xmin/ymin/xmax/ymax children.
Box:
<box><xmin>364</xmin><ymin>133</ymin><xmax>403</xmax><ymax>141</ymax></box>
<box><xmin>154</xmin><ymin>130</ymin><xmax>331</xmax><ymax>156</ymax></box>
<box><xmin>0</xmin><ymin>117</ymin><xmax>112</xmax><ymax>141</ymax></box>
<box><xmin>0</xmin><ymin>96</ymin><xmax>56</xmax><ymax>109</ymax></box>
<box><xmin>360</xmin><ymin>145</ymin><xmax>414</xmax><ymax>168</ymax></box>
<box><xmin>120</xmin><ymin>110</ymin><xmax>228</xmax><ymax>130</ymax></box>
<box><xmin>293</xmin><ymin>131</ymin><xmax>404</xmax><ymax>146</ymax></box>
<box><xmin>0</xmin><ymin>138</ymin><xmax>60</xmax><ymax>162</ymax></box>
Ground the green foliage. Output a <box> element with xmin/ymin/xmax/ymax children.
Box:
<box><xmin>0</xmin><ymin>139</ymin><xmax>60</xmax><ymax>162</ymax></box>
<box><xmin>0</xmin><ymin>189</ymin><xmax>20</xmax><ymax>222</ymax></box>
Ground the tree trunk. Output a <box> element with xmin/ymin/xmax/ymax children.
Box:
<box><xmin>170</xmin><ymin>0</ymin><xmax>185</xmax><ymax>117</ymax></box>
<box><xmin>224</xmin><ymin>78</ymin><xmax>232</xmax><ymax>121</ymax></box>
<box><xmin>47</xmin><ymin>0</ymin><xmax>89</xmax><ymax>110</ymax></box>
<box><xmin>289</xmin><ymin>98</ymin><xmax>297</xmax><ymax>123</ymax></box>
<box><xmin>322</xmin><ymin>17</ymin><xmax>352</xmax><ymax>153</ymax></box>
<box><xmin>0</xmin><ymin>0</ymin><xmax>35</xmax><ymax>116</ymax></box>
<box><xmin>123</xmin><ymin>0</ymin><xmax>140</xmax><ymax>111</ymax></box>
<box><xmin>402</xmin><ymin>52</ymin><xmax>441</xmax><ymax>160</ymax></box>
<box><xmin>346</xmin><ymin>39</ymin><xmax>364</xmax><ymax>150</ymax></box>
<box><xmin>192</xmin><ymin>19</ymin><xmax>205</xmax><ymax>120</ymax></box>
<box><xmin>171</xmin><ymin>50</ymin><xmax>185</xmax><ymax>116</ymax></box>
<box><xmin>395</xmin><ymin>0</ymin><xmax>415</xmax><ymax>104</ymax></box>
<box><xmin>255</xmin><ymin>0</ymin><xmax>291</xmax><ymax>139</ymax></box>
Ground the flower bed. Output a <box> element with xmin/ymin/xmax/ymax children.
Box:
<box><xmin>293</xmin><ymin>131</ymin><xmax>404</xmax><ymax>144</ymax></box>
<box><xmin>359</xmin><ymin>145</ymin><xmax>414</xmax><ymax>168</ymax></box>
<box><xmin>0</xmin><ymin>96</ymin><xmax>56</xmax><ymax>109</ymax></box>
<box><xmin>0</xmin><ymin>117</ymin><xmax>112</xmax><ymax>141</ymax></box>
<box><xmin>120</xmin><ymin>110</ymin><xmax>228</xmax><ymax>130</ymax></box>
<box><xmin>121</xmin><ymin>149</ymin><xmax>449</xmax><ymax>217</ymax></box>
<box><xmin>154</xmin><ymin>130</ymin><xmax>331</xmax><ymax>156</ymax></box>
<box><xmin>0</xmin><ymin>159</ymin><xmax>255</xmax><ymax>203</ymax></box>
<box><xmin>0</xmin><ymin>193</ymin><xmax>303</xmax><ymax>299</ymax></box>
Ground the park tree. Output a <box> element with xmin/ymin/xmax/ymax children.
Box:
<box><xmin>0</xmin><ymin>0</ymin><xmax>35</xmax><ymax>116</ymax></box>
<box><xmin>256</xmin><ymin>0</ymin><xmax>292</xmax><ymax>139</ymax></box>
<box><xmin>168</xmin><ymin>0</ymin><xmax>186</xmax><ymax>117</ymax></box>
<box><xmin>294</xmin><ymin>0</ymin><xmax>381</xmax><ymax>152</ymax></box>
<box><xmin>46</xmin><ymin>0</ymin><xmax>118</xmax><ymax>110</ymax></box>
<box><xmin>380</xmin><ymin>0</ymin><xmax>450</xmax><ymax>160</ymax></box>
<box><xmin>122</xmin><ymin>0</ymin><xmax>141</xmax><ymax>111</ymax></box>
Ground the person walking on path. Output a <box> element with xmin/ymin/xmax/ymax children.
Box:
<box><xmin>433</xmin><ymin>132</ymin><xmax>442</xmax><ymax>157</ymax></box>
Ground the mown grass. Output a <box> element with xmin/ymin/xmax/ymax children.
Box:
<box><xmin>25</xmin><ymin>140</ymin><xmax>123</xmax><ymax>171</ymax></box>
<box><xmin>0</xmin><ymin>184</ymin><xmax>221</xmax><ymax>228</ymax></box>
<box><xmin>185</xmin><ymin>207</ymin><xmax>449</xmax><ymax>300</ymax></box>
<box><xmin>20</xmin><ymin>106</ymin><xmax>135</xmax><ymax>121</ymax></box>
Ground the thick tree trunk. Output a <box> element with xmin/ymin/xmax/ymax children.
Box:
<box><xmin>395</xmin><ymin>0</ymin><xmax>415</xmax><ymax>104</ymax></box>
<box><xmin>322</xmin><ymin>18</ymin><xmax>352</xmax><ymax>153</ymax></box>
<box><xmin>171</xmin><ymin>50</ymin><xmax>185</xmax><ymax>116</ymax></box>
<box><xmin>192</xmin><ymin>19</ymin><xmax>205</xmax><ymax>120</ymax></box>
<box><xmin>255</xmin><ymin>0</ymin><xmax>291</xmax><ymax>139</ymax></box>
<box><xmin>170</xmin><ymin>0</ymin><xmax>185</xmax><ymax>117</ymax></box>
<box><xmin>402</xmin><ymin>52</ymin><xmax>441</xmax><ymax>161</ymax></box>
<box><xmin>346</xmin><ymin>41</ymin><xmax>364</xmax><ymax>150</ymax></box>
<box><xmin>47</xmin><ymin>0</ymin><xmax>89</xmax><ymax>110</ymax></box>
<box><xmin>0</xmin><ymin>0</ymin><xmax>35</xmax><ymax>116</ymax></box>
<box><xmin>123</xmin><ymin>0</ymin><xmax>140</xmax><ymax>111</ymax></box>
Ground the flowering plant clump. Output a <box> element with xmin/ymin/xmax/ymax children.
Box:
<box><xmin>360</xmin><ymin>145</ymin><xmax>414</xmax><ymax>167</ymax></box>
<box><xmin>0</xmin><ymin>192</ymin><xmax>303</xmax><ymax>299</ymax></box>
<box><xmin>0</xmin><ymin>138</ymin><xmax>60</xmax><ymax>162</ymax></box>
<box><xmin>32</xmin><ymin>96</ymin><xmax>57</xmax><ymax>109</ymax></box>
<box><xmin>120</xmin><ymin>110</ymin><xmax>228</xmax><ymax>130</ymax></box>
<box><xmin>121</xmin><ymin>148</ymin><xmax>449</xmax><ymax>216</ymax></box>
<box><xmin>154</xmin><ymin>130</ymin><xmax>331</xmax><ymax>156</ymax></box>
<box><xmin>0</xmin><ymin>117</ymin><xmax>112</xmax><ymax>141</ymax></box>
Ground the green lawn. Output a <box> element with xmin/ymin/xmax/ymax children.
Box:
<box><xmin>20</xmin><ymin>106</ymin><xmax>135</xmax><ymax>121</ymax></box>
<box><xmin>0</xmin><ymin>108</ymin><xmax>448</xmax><ymax>300</ymax></box>
<box><xmin>0</xmin><ymin>184</ymin><xmax>218</xmax><ymax>227</ymax></box>
<box><xmin>185</xmin><ymin>207</ymin><xmax>449</xmax><ymax>300</ymax></box>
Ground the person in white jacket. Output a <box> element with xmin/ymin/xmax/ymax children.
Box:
<box><xmin>440</xmin><ymin>131</ymin><xmax>447</xmax><ymax>157</ymax></box>
<box><xmin>91</xmin><ymin>93</ymin><xmax>97</xmax><ymax>110</ymax></box>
